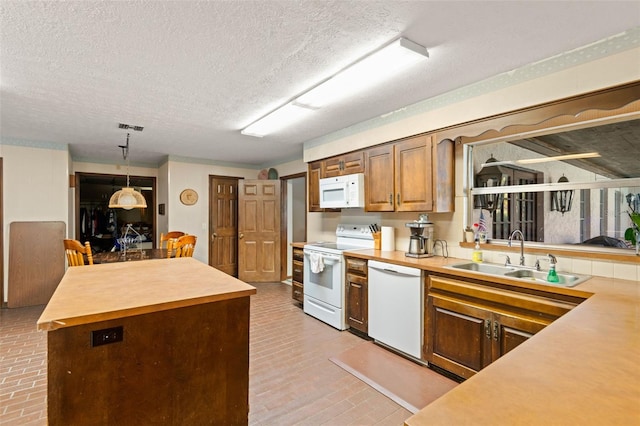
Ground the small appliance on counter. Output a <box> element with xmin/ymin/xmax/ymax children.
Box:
<box><xmin>405</xmin><ymin>214</ymin><xmax>435</xmax><ymax>258</ymax></box>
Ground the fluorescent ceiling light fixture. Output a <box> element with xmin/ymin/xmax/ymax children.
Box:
<box><xmin>241</xmin><ymin>37</ymin><xmax>428</xmax><ymax>137</ymax></box>
<box><xmin>241</xmin><ymin>102</ymin><xmax>314</xmax><ymax>137</ymax></box>
<box><xmin>481</xmin><ymin>152</ymin><xmax>601</xmax><ymax>168</ymax></box>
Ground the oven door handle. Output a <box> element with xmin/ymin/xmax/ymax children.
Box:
<box><xmin>304</xmin><ymin>252</ymin><xmax>341</xmax><ymax>265</ymax></box>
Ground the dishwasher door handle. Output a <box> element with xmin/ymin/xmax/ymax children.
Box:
<box><xmin>369</xmin><ymin>260</ymin><xmax>421</xmax><ymax>277</ymax></box>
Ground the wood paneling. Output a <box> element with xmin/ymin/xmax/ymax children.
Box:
<box><xmin>8</xmin><ymin>221</ymin><xmax>65</xmax><ymax>308</ymax></box>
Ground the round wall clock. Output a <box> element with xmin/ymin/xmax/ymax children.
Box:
<box><xmin>180</xmin><ymin>189</ymin><xmax>198</xmax><ymax>205</ymax></box>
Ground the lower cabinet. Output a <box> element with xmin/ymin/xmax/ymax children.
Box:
<box><xmin>291</xmin><ymin>247</ymin><xmax>304</xmax><ymax>304</ymax></box>
<box><xmin>345</xmin><ymin>257</ymin><xmax>368</xmax><ymax>333</ymax></box>
<box><xmin>425</xmin><ymin>274</ymin><xmax>581</xmax><ymax>380</ymax></box>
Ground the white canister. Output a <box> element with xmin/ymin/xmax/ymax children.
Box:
<box><xmin>381</xmin><ymin>226</ymin><xmax>395</xmax><ymax>251</ymax></box>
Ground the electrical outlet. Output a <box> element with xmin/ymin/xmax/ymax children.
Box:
<box><xmin>91</xmin><ymin>326</ymin><xmax>123</xmax><ymax>347</ymax></box>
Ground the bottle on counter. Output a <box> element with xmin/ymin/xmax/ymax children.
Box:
<box><xmin>547</xmin><ymin>263</ymin><xmax>560</xmax><ymax>283</ymax></box>
<box><xmin>472</xmin><ymin>239</ymin><xmax>483</xmax><ymax>263</ymax></box>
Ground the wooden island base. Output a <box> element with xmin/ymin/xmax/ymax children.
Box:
<box><xmin>38</xmin><ymin>258</ymin><xmax>256</xmax><ymax>425</ymax></box>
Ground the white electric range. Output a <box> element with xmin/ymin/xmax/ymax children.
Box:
<box><xmin>303</xmin><ymin>224</ymin><xmax>375</xmax><ymax>330</ymax></box>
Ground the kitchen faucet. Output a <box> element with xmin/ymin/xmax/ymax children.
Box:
<box><xmin>508</xmin><ymin>229</ymin><xmax>526</xmax><ymax>266</ymax></box>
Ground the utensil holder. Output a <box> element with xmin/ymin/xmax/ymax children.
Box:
<box><xmin>373</xmin><ymin>232</ymin><xmax>381</xmax><ymax>250</ymax></box>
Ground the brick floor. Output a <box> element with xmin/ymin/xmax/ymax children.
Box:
<box><xmin>0</xmin><ymin>282</ymin><xmax>412</xmax><ymax>425</ymax></box>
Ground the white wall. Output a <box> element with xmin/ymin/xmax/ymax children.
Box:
<box><xmin>1</xmin><ymin>144</ymin><xmax>70</xmax><ymax>302</ymax></box>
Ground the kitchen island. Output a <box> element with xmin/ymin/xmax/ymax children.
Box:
<box><xmin>342</xmin><ymin>250</ymin><xmax>640</xmax><ymax>425</ymax></box>
<box><xmin>38</xmin><ymin>257</ymin><xmax>256</xmax><ymax>425</ymax></box>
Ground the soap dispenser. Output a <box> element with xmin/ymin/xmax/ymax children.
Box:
<box><xmin>546</xmin><ymin>254</ymin><xmax>559</xmax><ymax>283</ymax></box>
<box><xmin>472</xmin><ymin>238</ymin><xmax>483</xmax><ymax>263</ymax></box>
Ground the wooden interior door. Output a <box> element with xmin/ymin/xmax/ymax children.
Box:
<box><xmin>238</xmin><ymin>179</ymin><xmax>281</xmax><ymax>282</ymax></box>
<box><xmin>209</xmin><ymin>176</ymin><xmax>238</xmax><ymax>276</ymax></box>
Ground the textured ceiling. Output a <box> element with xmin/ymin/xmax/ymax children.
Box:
<box><xmin>1</xmin><ymin>1</ymin><xmax>639</xmax><ymax>167</ymax></box>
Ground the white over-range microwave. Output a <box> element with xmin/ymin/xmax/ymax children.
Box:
<box><xmin>319</xmin><ymin>173</ymin><xmax>365</xmax><ymax>209</ymax></box>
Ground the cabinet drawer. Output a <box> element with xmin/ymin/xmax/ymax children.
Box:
<box><xmin>292</xmin><ymin>248</ymin><xmax>304</xmax><ymax>262</ymax></box>
<box><xmin>346</xmin><ymin>258</ymin><xmax>367</xmax><ymax>275</ymax></box>
<box><xmin>292</xmin><ymin>260</ymin><xmax>304</xmax><ymax>283</ymax></box>
<box><xmin>292</xmin><ymin>282</ymin><xmax>303</xmax><ymax>303</ymax></box>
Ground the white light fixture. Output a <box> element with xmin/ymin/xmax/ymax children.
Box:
<box><xmin>241</xmin><ymin>37</ymin><xmax>429</xmax><ymax>137</ymax></box>
<box><xmin>109</xmin><ymin>132</ymin><xmax>148</xmax><ymax>210</ymax></box>
<box><xmin>480</xmin><ymin>152</ymin><xmax>601</xmax><ymax>168</ymax></box>
<box><xmin>241</xmin><ymin>103</ymin><xmax>314</xmax><ymax>137</ymax></box>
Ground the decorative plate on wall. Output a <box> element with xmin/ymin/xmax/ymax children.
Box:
<box><xmin>180</xmin><ymin>189</ymin><xmax>198</xmax><ymax>205</ymax></box>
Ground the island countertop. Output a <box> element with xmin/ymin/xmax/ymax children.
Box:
<box><xmin>341</xmin><ymin>249</ymin><xmax>640</xmax><ymax>425</ymax></box>
<box><xmin>37</xmin><ymin>257</ymin><xmax>256</xmax><ymax>331</ymax></box>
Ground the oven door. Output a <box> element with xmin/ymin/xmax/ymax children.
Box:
<box><xmin>303</xmin><ymin>249</ymin><xmax>343</xmax><ymax>307</ymax></box>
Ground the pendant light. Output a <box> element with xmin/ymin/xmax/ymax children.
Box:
<box><xmin>108</xmin><ymin>132</ymin><xmax>147</xmax><ymax>210</ymax></box>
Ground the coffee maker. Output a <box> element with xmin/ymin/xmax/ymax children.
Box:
<box><xmin>405</xmin><ymin>214</ymin><xmax>435</xmax><ymax>258</ymax></box>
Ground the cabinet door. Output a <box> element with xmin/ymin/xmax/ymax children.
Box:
<box><xmin>322</xmin><ymin>157</ymin><xmax>343</xmax><ymax>178</ymax></box>
<box><xmin>324</xmin><ymin>152</ymin><xmax>365</xmax><ymax>178</ymax></box>
<box><xmin>308</xmin><ymin>161</ymin><xmax>323</xmax><ymax>212</ymax></box>
<box><xmin>493</xmin><ymin>313</ymin><xmax>546</xmax><ymax>359</ymax></box>
<box><xmin>394</xmin><ymin>135</ymin><xmax>434</xmax><ymax>212</ymax></box>
<box><xmin>346</xmin><ymin>273</ymin><xmax>368</xmax><ymax>333</ymax></box>
<box><xmin>341</xmin><ymin>152</ymin><xmax>365</xmax><ymax>175</ymax></box>
<box><xmin>365</xmin><ymin>144</ymin><xmax>395</xmax><ymax>212</ymax></box>
<box><xmin>427</xmin><ymin>295</ymin><xmax>492</xmax><ymax>379</ymax></box>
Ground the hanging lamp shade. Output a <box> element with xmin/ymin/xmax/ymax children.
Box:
<box><xmin>109</xmin><ymin>131</ymin><xmax>147</xmax><ymax>210</ymax></box>
<box><xmin>109</xmin><ymin>187</ymin><xmax>147</xmax><ymax>210</ymax></box>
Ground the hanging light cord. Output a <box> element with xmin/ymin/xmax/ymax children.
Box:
<box><xmin>118</xmin><ymin>133</ymin><xmax>131</xmax><ymax>187</ymax></box>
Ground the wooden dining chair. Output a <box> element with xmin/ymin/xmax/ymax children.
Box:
<box><xmin>159</xmin><ymin>231</ymin><xmax>186</xmax><ymax>249</ymax></box>
<box><xmin>168</xmin><ymin>235</ymin><xmax>197</xmax><ymax>258</ymax></box>
<box><xmin>64</xmin><ymin>239</ymin><xmax>94</xmax><ymax>266</ymax></box>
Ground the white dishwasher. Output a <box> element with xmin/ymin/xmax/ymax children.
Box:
<box><xmin>368</xmin><ymin>260</ymin><xmax>423</xmax><ymax>359</ymax></box>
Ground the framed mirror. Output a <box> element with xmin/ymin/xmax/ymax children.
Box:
<box><xmin>449</xmin><ymin>81</ymin><xmax>640</xmax><ymax>260</ymax></box>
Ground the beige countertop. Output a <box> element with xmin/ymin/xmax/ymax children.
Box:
<box><xmin>37</xmin><ymin>257</ymin><xmax>256</xmax><ymax>331</ymax></box>
<box><xmin>342</xmin><ymin>249</ymin><xmax>640</xmax><ymax>424</ymax></box>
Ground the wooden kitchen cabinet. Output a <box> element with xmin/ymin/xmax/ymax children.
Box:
<box><xmin>425</xmin><ymin>274</ymin><xmax>581</xmax><ymax>380</ymax></box>
<box><xmin>345</xmin><ymin>256</ymin><xmax>368</xmax><ymax>334</ymax></box>
<box><xmin>307</xmin><ymin>160</ymin><xmax>342</xmax><ymax>212</ymax></box>
<box><xmin>291</xmin><ymin>246</ymin><xmax>304</xmax><ymax>304</ymax></box>
<box><xmin>365</xmin><ymin>134</ymin><xmax>454</xmax><ymax>212</ymax></box>
<box><xmin>323</xmin><ymin>151</ymin><xmax>365</xmax><ymax>178</ymax></box>
<box><xmin>308</xmin><ymin>160</ymin><xmax>323</xmax><ymax>212</ymax></box>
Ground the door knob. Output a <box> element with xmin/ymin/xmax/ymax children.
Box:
<box><xmin>212</xmin><ymin>232</ymin><xmax>218</xmax><ymax>238</ymax></box>
<box><xmin>239</xmin><ymin>233</ymin><xmax>244</xmax><ymax>239</ymax></box>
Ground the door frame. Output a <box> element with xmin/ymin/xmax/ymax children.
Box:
<box><xmin>280</xmin><ymin>172</ymin><xmax>307</xmax><ymax>281</ymax></box>
<box><xmin>74</xmin><ymin>172</ymin><xmax>156</xmax><ymax>245</ymax></box>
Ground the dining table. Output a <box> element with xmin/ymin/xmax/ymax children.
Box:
<box><xmin>92</xmin><ymin>248</ymin><xmax>171</xmax><ymax>264</ymax></box>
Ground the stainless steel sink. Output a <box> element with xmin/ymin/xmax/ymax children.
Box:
<box><xmin>446</xmin><ymin>262</ymin><xmax>590</xmax><ymax>287</ymax></box>
<box><xmin>446</xmin><ymin>262</ymin><xmax>516</xmax><ymax>275</ymax></box>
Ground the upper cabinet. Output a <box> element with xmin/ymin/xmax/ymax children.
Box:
<box><xmin>308</xmin><ymin>160</ymin><xmax>324</xmax><ymax>212</ymax></box>
<box><xmin>323</xmin><ymin>152</ymin><xmax>365</xmax><ymax>177</ymax></box>
<box><xmin>365</xmin><ymin>135</ymin><xmax>454</xmax><ymax>212</ymax></box>
<box><xmin>308</xmin><ymin>133</ymin><xmax>454</xmax><ymax>213</ymax></box>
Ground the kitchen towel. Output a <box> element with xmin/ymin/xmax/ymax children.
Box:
<box><xmin>381</xmin><ymin>226</ymin><xmax>395</xmax><ymax>251</ymax></box>
<box><xmin>309</xmin><ymin>252</ymin><xmax>325</xmax><ymax>273</ymax></box>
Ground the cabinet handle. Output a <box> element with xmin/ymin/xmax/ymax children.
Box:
<box><xmin>485</xmin><ymin>319</ymin><xmax>491</xmax><ymax>339</ymax></box>
<box><xmin>397</xmin><ymin>193</ymin><xmax>401</xmax><ymax>205</ymax></box>
<box><xmin>389</xmin><ymin>194</ymin><xmax>393</xmax><ymax>205</ymax></box>
<box><xmin>351</xmin><ymin>283</ymin><xmax>362</xmax><ymax>289</ymax></box>
<box><xmin>340</xmin><ymin>160</ymin><xmax>344</xmax><ymax>170</ymax></box>
<box><xmin>493</xmin><ymin>320</ymin><xmax>499</xmax><ymax>341</ymax></box>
